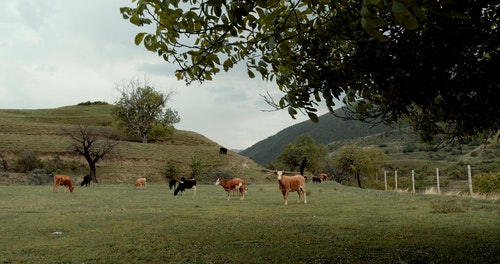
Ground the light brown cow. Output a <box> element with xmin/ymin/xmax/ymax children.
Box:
<box><xmin>53</xmin><ymin>174</ymin><xmax>75</xmax><ymax>193</ymax></box>
<box><xmin>134</xmin><ymin>178</ymin><xmax>147</xmax><ymax>188</ymax></box>
<box><xmin>275</xmin><ymin>170</ymin><xmax>307</xmax><ymax>205</ymax></box>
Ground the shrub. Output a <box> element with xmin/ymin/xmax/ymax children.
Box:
<box><xmin>45</xmin><ymin>155</ymin><xmax>63</xmax><ymax>173</ymax></box>
<box><xmin>77</xmin><ymin>101</ymin><xmax>108</xmax><ymax>106</ymax></box>
<box><xmin>201</xmin><ymin>169</ymin><xmax>233</xmax><ymax>184</ymax></box>
<box><xmin>27</xmin><ymin>169</ymin><xmax>53</xmax><ymax>185</ymax></box>
<box><xmin>430</xmin><ymin>199</ymin><xmax>467</xmax><ymax>213</ymax></box>
<box><xmin>164</xmin><ymin>160</ymin><xmax>180</xmax><ymax>180</ymax></box>
<box><xmin>473</xmin><ymin>172</ymin><xmax>500</xmax><ymax>194</ymax></box>
<box><xmin>15</xmin><ymin>151</ymin><xmax>43</xmax><ymax>172</ymax></box>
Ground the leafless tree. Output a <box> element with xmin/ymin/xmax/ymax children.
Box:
<box><xmin>66</xmin><ymin>125</ymin><xmax>118</xmax><ymax>183</ymax></box>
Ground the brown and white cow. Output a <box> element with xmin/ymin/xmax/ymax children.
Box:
<box><xmin>53</xmin><ymin>174</ymin><xmax>75</xmax><ymax>193</ymax></box>
<box><xmin>215</xmin><ymin>177</ymin><xmax>247</xmax><ymax>200</ymax></box>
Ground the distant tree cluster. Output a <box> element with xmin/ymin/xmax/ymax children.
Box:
<box><xmin>77</xmin><ymin>101</ymin><xmax>109</xmax><ymax>106</ymax></box>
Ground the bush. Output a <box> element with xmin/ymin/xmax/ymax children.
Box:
<box><xmin>430</xmin><ymin>199</ymin><xmax>467</xmax><ymax>213</ymax></box>
<box><xmin>27</xmin><ymin>169</ymin><xmax>53</xmax><ymax>185</ymax></box>
<box><xmin>15</xmin><ymin>151</ymin><xmax>43</xmax><ymax>172</ymax></box>
<box><xmin>77</xmin><ymin>101</ymin><xmax>108</xmax><ymax>106</ymax></box>
<box><xmin>164</xmin><ymin>160</ymin><xmax>180</xmax><ymax>180</ymax></box>
<box><xmin>45</xmin><ymin>155</ymin><xmax>63</xmax><ymax>173</ymax></box>
<box><xmin>201</xmin><ymin>169</ymin><xmax>234</xmax><ymax>184</ymax></box>
<box><xmin>473</xmin><ymin>172</ymin><xmax>500</xmax><ymax>194</ymax></box>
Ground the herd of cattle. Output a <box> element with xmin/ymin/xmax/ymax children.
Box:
<box><xmin>52</xmin><ymin>171</ymin><xmax>331</xmax><ymax>205</ymax></box>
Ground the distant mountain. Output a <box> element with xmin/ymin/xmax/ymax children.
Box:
<box><xmin>240</xmin><ymin>107</ymin><xmax>401</xmax><ymax>165</ymax></box>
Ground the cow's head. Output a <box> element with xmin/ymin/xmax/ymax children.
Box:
<box><xmin>274</xmin><ymin>170</ymin><xmax>285</xmax><ymax>180</ymax></box>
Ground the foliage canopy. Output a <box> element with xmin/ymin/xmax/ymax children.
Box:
<box><xmin>276</xmin><ymin>134</ymin><xmax>327</xmax><ymax>173</ymax></box>
<box><xmin>121</xmin><ymin>0</ymin><xmax>499</xmax><ymax>144</ymax></box>
<box><xmin>113</xmin><ymin>78</ymin><xmax>180</xmax><ymax>143</ymax></box>
<box><xmin>333</xmin><ymin>145</ymin><xmax>387</xmax><ymax>188</ymax></box>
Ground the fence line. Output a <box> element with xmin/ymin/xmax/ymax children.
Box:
<box><xmin>384</xmin><ymin>165</ymin><xmax>474</xmax><ymax>196</ymax></box>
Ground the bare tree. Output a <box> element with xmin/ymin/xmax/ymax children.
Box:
<box><xmin>66</xmin><ymin>125</ymin><xmax>118</xmax><ymax>183</ymax></box>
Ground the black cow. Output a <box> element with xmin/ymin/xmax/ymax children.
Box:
<box><xmin>312</xmin><ymin>176</ymin><xmax>322</xmax><ymax>184</ymax></box>
<box><xmin>168</xmin><ymin>179</ymin><xmax>177</xmax><ymax>190</ymax></box>
<box><xmin>80</xmin><ymin>175</ymin><xmax>92</xmax><ymax>187</ymax></box>
<box><xmin>219</xmin><ymin>147</ymin><xmax>227</xmax><ymax>154</ymax></box>
<box><xmin>174</xmin><ymin>177</ymin><xmax>197</xmax><ymax>196</ymax></box>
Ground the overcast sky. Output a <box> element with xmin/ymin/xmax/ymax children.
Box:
<box><xmin>0</xmin><ymin>1</ymin><xmax>329</xmax><ymax>150</ymax></box>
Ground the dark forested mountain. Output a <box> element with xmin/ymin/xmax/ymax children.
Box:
<box><xmin>240</xmin><ymin>107</ymin><xmax>401</xmax><ymax>165</ymax></box>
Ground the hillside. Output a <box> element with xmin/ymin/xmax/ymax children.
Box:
<box><xmin>240</xmin><ymin>107</ymin><xmax>500</xmax><ymax>177</ymax></box>
<box><xmin>240</xmin><ymin>107</ymin><xmax>401</xmax><ymax>165</ymax></box>
<box><xmin>0</xmin><ymin>104</ymin><xmax>265</xmax><ymax>184</ymax></box>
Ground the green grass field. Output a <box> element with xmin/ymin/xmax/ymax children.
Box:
<box><xmin>0</xmin><ymin>181</ymin><xmax>498</xmax><ymax>263</ymax></box>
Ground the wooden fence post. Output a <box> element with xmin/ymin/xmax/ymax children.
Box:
<box><xmin>411</xmin><ymin>170</ymin><xmax>415</xmax><ymax>193</ymax></box>
<box><xmin>468</xmin><ymin>165</ymin><xmax>473</xmax><ymax>197</ymax></box>
<box><xmin>394</xmin><ymin>170</ymin><xmax>398</xmax><ymax>191</ymax></box>
<box><xmin>436</xmin><ymin>168</ymin><xmax>441</xmax><ymax>195</ymax></box>
<box><xmin>384</xmin><ymin>171</ymin><xmax>387</xmax><ymax>191</ymax></box>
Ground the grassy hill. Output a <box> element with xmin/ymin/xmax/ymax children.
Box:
<box><xmin>240</xmin><ymin>107</ymin><xmax>400</xmax><ymax>165</ymax></box>
<box><xmin>1</xmin><ymin>103</ymin><xmax>498</xmax><ymax>193</ymax></box>
<box><xmin>0</xmin><ymin>104</ymin><xmax>265</xmax><ymax>184</ymax></box>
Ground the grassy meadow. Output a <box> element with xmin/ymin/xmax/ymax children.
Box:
<box><xmin>0</xmin><ymin>181</ymin><xmax>499</xmax><ymax>263</ymax></box>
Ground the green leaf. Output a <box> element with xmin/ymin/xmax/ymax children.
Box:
<box><xmin>135</xmin><ymin>32</ymin><xmax>147</xmax><ymax>46</ymax></box>
<box><xmin>307</xmin><ymin>112</ymin><xmax>319</xmax><ymax>122</ymax></box>
<box><xmin>130</xmin><ymin>15</ymin><xmax>143</xmax><ymax>26</ymax></box>
<box><xmin>392</xmin><ymin>1</ymin><xmax>420</xmax><ymax>30</ymax></box>
<box><xmin>247</xmin><ymin>70</ymin><xmax>255</xmax><ymax>78</ymax></box>
<box><xmin>288</xmin><ymin>107</ymin><xmax>298</xmax><ymax>118</ymax></box>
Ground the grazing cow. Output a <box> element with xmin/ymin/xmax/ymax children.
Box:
<box><xmin>215</xmin><ymin>177</ymin><xmax>247</xmax><ymax>200</ymax></box>
<box><xmin>80</xmin><ymin>175</ymin><xmax>92</xmax><ymax>187</ymax></box>
<box><xmin>174</xmin><ymin>177</ymin><xmax>197</xmax><ymax>196</ymax></box>
<box><xmin>219</xmin><ymin>147</ymin><xmax>228</xmax><ymax>154</ymax></box>
<box><xmin>274</xmin><ymin>170</ymin><xmax>307</xmax><ymax>205</ymax></box>
<box><xmin>320</xmin><ymin>173</ymin><xmax>329</xmax><ymax>181</ymax></box>
<box><xmin>53</xmin><ymin>174</ymin><xmax>75</xmax><ymax>193</ymax></box>
<box><xmin>168</xmin><ymin>179</ymin><xmax>177</xmax><ymax>190</ymax></box>
<box><xmin>134</xmin><ymin>178</ymin><xmax>147</xmax><ymax>188</ymax></box>
<box><xmin>312</xmin><ymin>176</ymin><xmax>322</xmax><ymax>184</ymax></box>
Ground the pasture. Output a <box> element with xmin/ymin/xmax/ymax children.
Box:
<box><xmin>0</xmin><ymin>181</ymin><xmax>498</xmax><ymax>263</ymax></box>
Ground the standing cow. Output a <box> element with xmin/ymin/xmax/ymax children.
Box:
<box><xmin>174</xmin><ymin>177</ymin><xmax>197</xmax><ymax>196</ymax></box>
<box><xmin>275</xmin><ymin>170</ymin><xmax>307</xmax><ymax>205</ymax></box>
<box><xmin>80</xmin><ymin>175</ymin><xmax>92</xmax><ymax>187</ymax></box>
